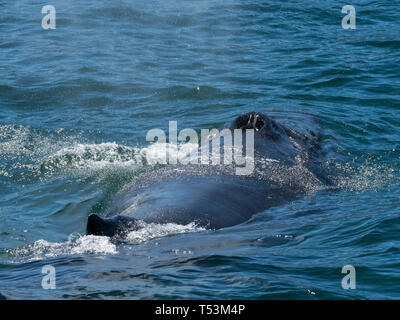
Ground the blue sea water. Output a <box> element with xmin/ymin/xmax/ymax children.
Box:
<box><xmin>0</xmin><ymin>0</ymin><xmax>400</xmax><ymax>299</ymax></box>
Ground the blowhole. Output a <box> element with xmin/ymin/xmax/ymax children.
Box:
<box><xmin>255</xmin><ymin>117</ymin><xmax>264</xmax><ymax>131</ymax></box>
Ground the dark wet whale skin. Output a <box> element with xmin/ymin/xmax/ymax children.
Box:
<box><xmin>86</xmin><ymin>111</ymin><xmax>328</xmax><ymax>237</ymax></box>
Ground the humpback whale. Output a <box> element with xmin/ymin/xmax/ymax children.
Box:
<box><xmin>86</xmin><ymin>111</ymin><xmax>329</xmax><ymax>238</ymax></box>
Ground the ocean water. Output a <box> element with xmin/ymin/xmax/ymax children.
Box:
<box><xmin>0</xmin><ymin>0</ymin><xmax>400</xmax><ymax>299</ymax></box>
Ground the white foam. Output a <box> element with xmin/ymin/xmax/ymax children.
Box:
<box><xmin>140</xmin><ymin>142</ymin><xmax>199</xmax><ymax>165</ymax></box>
<box><xmin>11</xmin><ymin>138</ymin><xmax>202</xmax><ymax>181</ymax></box>
<box><xmin>48</xmin><ymin>142</ymin><xmax>142</xmax><ymax>169</ymax></box>
<box><xmin>32</xmin><ymin>141</ymin><xmax>150</xmax><ymax>181</ymax></box>
<box><xmin>6</xmin><ymin>234</ymin><xmax>117</xmax><ymax>262</ymax></box>
<box><xmin>125</xmin><ymin>221</ymin><xmax>204</xmax><ymax>244</ymax></box>
<box><xmin>5</xmin><ymin>223</ymin><xmax>204</xmax><ymax>262</ymax></box>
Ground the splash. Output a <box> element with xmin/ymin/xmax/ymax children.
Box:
<box><xmin>330</xmin><ymin>158</ymin><xmax>398</xmax><ymax>192</ymax></box>
<box><xmin>0</xmin><ymin>124</ymin><xmax>200</xmax><ymax>183</ymax></box>
<box><xmin>3</xmin><ymin>222</ymin><xmax>204</xmax><ymax>262</ymax></box>
<box><xmin>124</xmin><ymin>221</ymin><xmax>204</xmax><ymax>244</ymax></box>
<box><xmin>5</xmin><ymin>234</ymin><xmax>117</xmax><ymax>263</ymax></box>
<box><xmin>43</xmin><ymin>142</ymin><xmax>143</xmax><ymax>173</ymax></box>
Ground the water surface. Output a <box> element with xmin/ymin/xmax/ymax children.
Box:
<box><xmin>1</xmin><ymin>0</ymin><xmax>400</xmax><ymax>299</ymax></box>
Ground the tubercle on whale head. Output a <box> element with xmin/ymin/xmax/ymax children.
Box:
<box><xmin>230</xmin><ymin>112</ymin><xmax>285</xmax><ymax>140</ymax></box>
<box><xmin>86</xmin><ymin>214</ymin><xmax>139</xmax><ymax>237</ymax></box>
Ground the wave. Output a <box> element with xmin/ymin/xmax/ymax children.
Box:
<box><xmin>0</xmin><ymin>123</ymin><xmax>199</xmax><ymax>183</ymax></box>
<box><xmin>4</xmin><ymin>221</ymin><xmax>204</xmax><ymax>263</ymax></box>
<box><xmin>125</xmin><ymin>221</ymin><xmax>204</xmax><ymax>244</ymax></box>
<box><xmin>4</xmin><ymin>234</ymin><xmax>118</xmax><ymax>263</ymax></box>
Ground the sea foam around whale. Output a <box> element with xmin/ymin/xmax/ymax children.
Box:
<box><xmin>4</xmin><ymin>221</ymin><xmax>204</xmax><ymax>263</ymax></box>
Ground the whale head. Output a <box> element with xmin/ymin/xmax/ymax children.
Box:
<box><xmin>230</xmin><ymin>111</ymin><xmax>321</xmax><ymax>164</ymax></box>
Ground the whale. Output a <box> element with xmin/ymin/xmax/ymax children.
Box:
<box><xmin>86</xmin><ymin>111</ymin><xmax>330</xmax><ymax>238</ymax></box>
